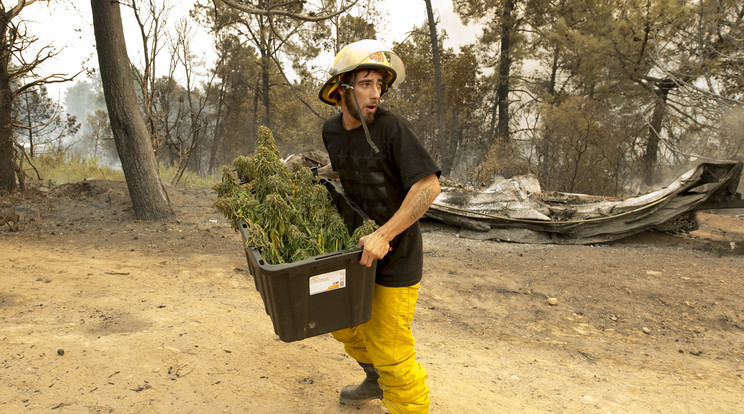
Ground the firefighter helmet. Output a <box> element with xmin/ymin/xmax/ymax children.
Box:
<box><xmin>318</xmin><ymin>39</ymin><xmax>406</xmax><ymax>106</ymax></box>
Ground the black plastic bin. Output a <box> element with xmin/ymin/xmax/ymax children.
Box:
<box><xmin>237</xmin><ymin>179</ymin><xmax>377</xmax><ymax>342</ymax></box>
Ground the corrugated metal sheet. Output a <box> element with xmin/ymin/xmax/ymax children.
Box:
<box><xmin>425</xmin><ymin>162</ymin><xmax>743</xmax><ymax>244</ymax></box>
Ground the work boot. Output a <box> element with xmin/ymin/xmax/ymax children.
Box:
<box><xmin>339</xmin><ymin>362</ymin><xmax>383</xmax><ymax>405</ymax></box>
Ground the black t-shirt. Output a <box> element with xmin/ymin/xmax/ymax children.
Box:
<box><xmin>322</xmin><ymin>108</ymin><xmax>441</xmax><ymax>287</ymax></box>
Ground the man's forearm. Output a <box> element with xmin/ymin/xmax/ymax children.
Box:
<box><xmin>357</xmin><ymin>173</ymin><xmax>440</xmax><ymax>267</ymax></box>
<box><xmin>376</xmin><ymin>173</ymin><xmax>441</xmax><ymax>243</ymax></box>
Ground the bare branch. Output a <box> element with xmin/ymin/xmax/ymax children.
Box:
<box><xmin>8</xmin><ymin>0</ymin><xmax>41</xmax><ymax>18</ymax></box>
<box><xmin>269</xmin><ymin>52</ymin><xmax>326</xmax><ymax>120</ymax></box>
<box><xmin>13</xmin><ymin>70</ymin><xmax>83</xmax><ymax>97</ymax></box>
<box><xmin>217</xmin><ymin>0</ymin><xmax>358</xmax><ymax>22</ymax></box>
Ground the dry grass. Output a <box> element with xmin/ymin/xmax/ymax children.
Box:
<box><xmin>21</xmin><ymin>152</ymin><xmax>219</xmax><ymax>189</ymax></box>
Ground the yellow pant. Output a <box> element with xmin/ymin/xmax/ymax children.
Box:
<box><xmin>332</xmin><ymin>283</ymin><xmax>429</xmax><ymax>414</ymax></box>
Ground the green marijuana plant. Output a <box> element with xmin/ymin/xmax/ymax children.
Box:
<box><xmin>214</xmin><ymin>126</ymin><xmax>378</xmax><ymax>264</ymax></box>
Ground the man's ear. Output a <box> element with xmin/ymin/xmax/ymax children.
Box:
<box><xmin>337</xmin><ymin>85</ymin><xmax>349</xmax><ymax>105</ymax></box>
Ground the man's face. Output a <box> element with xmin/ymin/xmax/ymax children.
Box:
<box><xmin>341</xmin><ymin>69</ymin><xmax>384</xmax><ymax>126</ymax></box>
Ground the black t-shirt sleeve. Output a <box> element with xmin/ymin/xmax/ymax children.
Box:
<box><xmin>385</xmin><ymin>114</ymin><xmax>441</xmax><ymax>191</ymax></box>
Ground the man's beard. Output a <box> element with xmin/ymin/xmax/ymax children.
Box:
<box><xmin>344</xmin><ymin>90</ymin><xmax>376</xmax><ymax>125</ymax></box>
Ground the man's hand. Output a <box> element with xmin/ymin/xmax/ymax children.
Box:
<box><xmin>358</xmin><ymin>231</ymin><xmax>390</xmax><ymax>267</ymax></box>
<box><xmin>355</xmin><ymin>173</ymin><xmax>440</xmax><ymax>268</ymax></box>
<box><xmin>317</xmin><ymin>164</ymin><xmax>339</xmax><ymax>179</ymax></box>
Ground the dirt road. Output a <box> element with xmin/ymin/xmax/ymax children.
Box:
<box><xmin>2</xmin><ymin>180</ymin><xmax>743</xmax><ymax>413</ymax></box>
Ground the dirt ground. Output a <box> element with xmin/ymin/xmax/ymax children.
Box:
<box><xmin>1</xmin><ymin>179</ymin><xmax>743</xmax><ymax>413</ymax></box>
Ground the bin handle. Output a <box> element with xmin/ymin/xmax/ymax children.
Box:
<box><xmin>317</xmin><ymin>251</ymin><xmax>345</xmax><ymax>260</ymax></box>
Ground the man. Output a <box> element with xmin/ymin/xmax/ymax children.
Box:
<box><xmin>318</xmin><ymin>39</ymin><xmax>441</xmax><ymax>414</ymax></box>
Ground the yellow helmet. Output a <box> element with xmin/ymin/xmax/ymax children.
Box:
<box><xmin>318</xmin><ymin>39</ymin><xmax>406</xmax><ymax>106</ymax></box>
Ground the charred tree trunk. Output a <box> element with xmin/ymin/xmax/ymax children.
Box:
<box><xmin>208</xmin><ymin>80</ymin><xmax>227</xmax><ymax>174</ymax></box>
<box><xmin>0</xmin><ymin>8</ymin><xmax>16</xmax><ymax>193</ymax></box>
<box><xmin>447</xmin><ymin>107</ymin><xmax>460</xmax><ymax>167</ymax></box>
<box><xmin>0</xmin><ymin>66</ymin><xmax>14</xmax><ymax>193</ymax></box>
<box><xmin>260</xmin><ymin>53</ymin><xmax>271</xmax><ymax>129</ymax></box>
<box><xmin>425</xmin><ymin>0</ymin><xmax>449</xmax><ymax>174</ymax></box>
<box><xmin>23</xmin><ymin>92</ymin><xmax>35</xmax><ymax>157</ymax></box>
<box><xmin>495</xmin><ymin>0</ymin><xmax>515</xmax><ymax>144</ymax></box>
<box><xmin>91</xmin><ymin>0</ymin><xmax>174</xmax><ymax>220</ymax></box>
<box><xmin>642</xmin><ymin>79</ymin><xmax>676</xmax><ymax>186</ymax></box>
<box><xmin>548</xmin><ymin>45</ymin><xmax>559</xmax><ymax>98</ymax></box>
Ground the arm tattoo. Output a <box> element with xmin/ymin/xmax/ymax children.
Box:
<box><xmin>410</xmin><ymin>188</ymin><xmax>434</xmax><ymax>221</ymax></box>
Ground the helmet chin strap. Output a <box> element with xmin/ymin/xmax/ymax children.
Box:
<box><xmin>342</xmin><ymin>74</ymin><xmax>380</xmax><ymax>154</ymax></box>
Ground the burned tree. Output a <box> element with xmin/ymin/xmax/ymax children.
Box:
<box><xmin>91</xmin><ymin>0</ymin><xmax>174</xmax><ymax>220</ymax></box>
<box><xmin>0</xmin><ymin>0</ymin><xmax>78</xmax><ymax>193</ymax></box>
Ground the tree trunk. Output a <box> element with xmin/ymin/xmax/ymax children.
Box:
<box><xmin>487</xmin><ymin>93</ymin><xmax>497</xmax><ymax>147</ymax></box>
<box><xmin>642</xmin><ymin>79</ymin><xmax>675</xmax><ymax>186</ymax></box>
<box><xmin>496</xmin><ymin>0</ymin><xmax>515</xmax><ymax>144</ymax></box>
<box><xmin>0</xmin><ymin>9</ymin><xmax>16</xmax><ymax>193</ymax></box>
<box><xmin>91</xmin><ymin>0</ymin><xmax>174</xmax><ymax>220</ymax></box>
<box><xmin>260</xmin><ymin>53</ymin><xmax>271</xmax><ymax>128</ymax></box>
<box><xmin>23</xmin><ymin>92</ymin><xmax>36</xmax><ymax>157</ymax></box>
<box><xmin>548</xmin><ymin>45</ymin><xmax>559</xmax><ymax>98</ymax></box>
<box><xmin>208</xmin><ymin>80</ymin><xmax>227</xmax><ymax>174</ymax></box>
<box><xmin>0</xmin><ymin>71</ymin><xmax>15</xmax><ymax>193</ymax></box>
<box><xmin>425</xmin><ymin>0</ymin><xmax>448</xmax><ymax>174</ymax></box>
<box><xmin>447</xmin><ymin>107</ymin><xmax>460</xmax><ymax>170</ymax></box>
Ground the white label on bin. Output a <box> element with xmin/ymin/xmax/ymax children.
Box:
<box><xmin>309</xmin><ymin>270</ymin><xmax>347</xmax><ymax>295</ymax></box>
